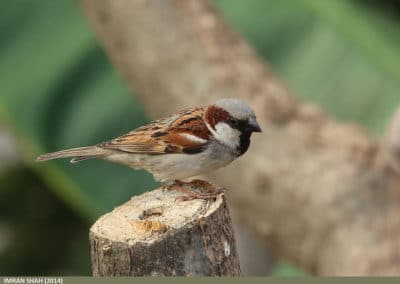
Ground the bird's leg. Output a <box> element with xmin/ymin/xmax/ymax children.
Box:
<box><xmin>164</xmin><ymin>179</ymin><xmax>224</xmax><ymax>201</ymax></box>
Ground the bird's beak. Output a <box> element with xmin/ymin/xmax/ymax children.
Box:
<box><xmin>248</xmin><ymin>118</ymin><xmax>262</xmax><ymax>133</ymax></box>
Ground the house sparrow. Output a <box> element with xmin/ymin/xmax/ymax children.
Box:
<box><xmin>36</xmin><ymin>98</ymin><xmax>262</xmax><ymax>200</ymax></box>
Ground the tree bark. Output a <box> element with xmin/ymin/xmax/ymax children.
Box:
<box><xmin>80</xmin><ymin>0</ymin><xmax>400</xmax><ymax>275</ymax></box>
<box><xmin>89</xmin><ymin>187</ymin><xmax>241</xmax><ymax>276</ymax></box>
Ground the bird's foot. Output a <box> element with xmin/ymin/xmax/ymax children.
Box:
<box><xmin>165</xmin><ymin>179</ymin><xmax>224</xmax><ymax>202</ymax></box>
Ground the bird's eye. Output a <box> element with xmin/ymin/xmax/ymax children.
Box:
<box><xmin>229</xmin><ymin>118</ymin><xmax>239</xmax><ymax>127</ymax></box>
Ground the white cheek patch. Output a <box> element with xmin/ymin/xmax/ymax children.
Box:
<box><xmin>179</xmin><ymin>133</ymin><xmax>208</xmax><ymax>144</ymax></box>
<box><xmin>212</xmin><ymin>122</ymin><xmax>241</xmax><ymax>150</ymax></box>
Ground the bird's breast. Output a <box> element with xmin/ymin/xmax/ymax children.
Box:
<box><xmin>143</xmin><ymin>142</ymin><xmax>236</xmax><ymax>182</ymax></box>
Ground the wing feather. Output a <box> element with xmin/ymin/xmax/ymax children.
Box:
<box><xmin>98</xmin><ymin>107</ymin><xmax>211</xmax><ymax>154</ymax></box>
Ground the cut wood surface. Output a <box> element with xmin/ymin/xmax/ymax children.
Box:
<box><xmin>80</xmin><ymin>0</ymin><xmax>400</xmax><ymax>275</ymax></box>
<box><xmin>90</xmin><ymin>186</ymin><xmax>241</xmax><ymax>276</ymax></box>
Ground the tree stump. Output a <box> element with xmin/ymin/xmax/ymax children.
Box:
<box><xmin>89</xmin><ymin>186</ymin><xmax>241</xmax><ymax>276</ymax></box>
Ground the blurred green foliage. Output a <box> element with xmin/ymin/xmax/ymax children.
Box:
<box><xmin>0</xmin><ymin>0</ymin><xmax>157</xmax><ymax>222</ymax></box>
<box><xmin>215</xmin><ymin>0</ymin><xmax>400</xmax><ymax>134</ymax></box>
<box><xmin>1</xmin><ymin>0</ymin><xmax>400</xmax><ymax>276</ymax></box>
<box><xmin>0</xmin><ymin>167</ymin><xmax>90</xmax><ymax>275</ymax></box>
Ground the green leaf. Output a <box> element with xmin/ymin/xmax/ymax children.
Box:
<box><xmin>215</xmin><ymin>0</ymin><xmax>400</xmax><ymax>134</ymax></box>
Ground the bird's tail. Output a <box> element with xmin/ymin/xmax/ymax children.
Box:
<box><xmin>36</xmin><ymin>146</ymin><xmax>105</xmax><ymax>163</ymax></box>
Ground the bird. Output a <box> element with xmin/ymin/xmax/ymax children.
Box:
<box><xmin>36</xmin><ymin>98</ymin><xmax>262</xmax><ymax>200</ymax></box>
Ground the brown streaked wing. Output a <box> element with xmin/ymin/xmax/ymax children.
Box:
<box><xmin>98</xmin><ymin>107</ymin><xmax>211</xmax><ymax>154</ymax></box>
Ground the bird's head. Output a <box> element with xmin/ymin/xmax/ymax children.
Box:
<box><xmin>205</xmin><ymin>98</ymin><xmax>262</xmax><ymax>155</ymax></box>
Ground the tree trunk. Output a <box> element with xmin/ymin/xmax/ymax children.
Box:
<box><xmin>80</xmin><ymin>0</ymin><xmax>400</xmax><ymax>275</ymax></box>
<box><xmin>89</xmin><ymin>187</ymin><xmax>241</xmax><ymax>276</ymax></box>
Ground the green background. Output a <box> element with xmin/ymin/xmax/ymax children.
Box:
<box><xmin>1</xmin><ymin>0</ymin><xmax>400</xmax><ymax>275</ymax></box>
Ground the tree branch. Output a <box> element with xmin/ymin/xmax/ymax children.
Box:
<box><xmin>79</xmin><ymin>0</ymin><xmax>400</xmax><ymax>275</ymax></box>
